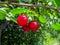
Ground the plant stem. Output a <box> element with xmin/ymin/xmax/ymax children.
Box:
<box><xmin>0</xmin><ymin>1</ymin><xmax>60</xmax><ymax>12</ymax></box>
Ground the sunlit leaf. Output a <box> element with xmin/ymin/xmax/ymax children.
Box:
<box><xmin>56</xmin><ymin>23</ymin><xmax>60</xmax><ymax>27</ymax></box>
<box><xmin>11</xmin><ymin>8</ymin><xmax>25</xmax><ymax>16</ymax></box>
<box><xmin>39</xmin><ymin>15</ymin><xmax>47</xmax><ymax>23</ymax></box>
<box><xmin>51</xmin><ymin>23</ymin><xmax>60</xmax><ymax>30</ymax></box>
<box><xmin>0</xmin><ymin>10</ymin><xmax>6</xmax><ymax>20</ymax></box>
<box><xmin>44</xmin><ymin>32</ymin><xmax>56</xmax><ymax>45</ymax></box>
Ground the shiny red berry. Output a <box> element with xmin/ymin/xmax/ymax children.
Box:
<box><xmin>23</xmin><ymin>24</ymin><xmax>30</xmax><ymax>32</ymax></box>
<box><xmin>29</xmin><ymin>21</ymin><xmax>39</xmax><ymax>31</ymax></box>
<box><xmin>17</xmin><ymin>14</ymin><xmax>28</xmax><ymax>26</ymax></box>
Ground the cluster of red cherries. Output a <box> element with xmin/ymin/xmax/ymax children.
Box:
<box><xmin>17</xmin><ymin>14</ymin><xmax>39</xmax><ymax>32</ymax></box>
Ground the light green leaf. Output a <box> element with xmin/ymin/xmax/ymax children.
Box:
<box><xmin>44</xmin><ymin>32</ymin><xmax>56</xmax><ymax>45</ymax></box>
<box><xmin>51</xmin><ymin>23</ymin><xmax>60</xmax><ymax>30</ymax></box>
<box><xmin>11</xmin><ymin>8</ymin><xmax>25</xmax><ymax>16</ymax></box>
<box><xmin>0</xmin><ymin>10</ymin><xmax>6</xmax><ymax>20</ymax></box>
<box><xmin>10</xmin><ymin>17</ymin><xmax>17</xmax><ymax>23</ymax></box>
<box><xmin>56</xmin><ymin>23</ymin><xmax>60</xmax><ymax>27</ymax></box>
<box><xmin>39</xmin><ymin>16</ymin><xmax>47</xmax><ymax>23</ymax></box>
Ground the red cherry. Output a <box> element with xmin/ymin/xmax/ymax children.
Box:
<box><xmin>29</xmin><ymin>21</ymin><xmax>39</xmax><ymax>31</ymax></box>
<box><xmin>23</xmin><ymin>24</ymin><xmax>30</xmax><ymax>32</ymax></box>
<box><xmin>17</xmin><ymin>14</ymin><xmax>28</xmax><ymax>26</ymax></box>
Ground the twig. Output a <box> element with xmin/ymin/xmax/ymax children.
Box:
<box><xmin>0</xmin><ymin>1</ymin><xmax>60</xmax><ymax>11</ymax></box>
<box><xmin>8</xmin><ymin>0</ymin><xmax>13</xmax><ymax>4</ymax></box>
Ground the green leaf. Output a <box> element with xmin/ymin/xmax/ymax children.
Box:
<box><xmin>11</xmin><ymin>8</ymin><xmax>25</xmax><ymax>16</ymax></box>
<box><xmin>44</xmin><ymin>32</ymin><xmax>56</xmax><ymax>45</ymax></box>
<box><xmin>0</xmin><ymin>10</ymin><xmax>6</xmax><ymax>20</ymax></box>
<box><xmin>54</xmin><ymin>0</ymin><xmax>60</xmax><ymax>7</ymax></box>
<box><xmin>39</xmin><ymin>16</ymin><xmax>47</xmax><ymax>23</ymax></box>
<box><xmin>10</xmin><ymin>17</ymin><xmax>17</xmax><ymax>23</ymax></box>
<box><xmin>24</xmin><ymin>9</ymin><xmax>38</xmax><ymax>17</ymax></box>
<box><xmin>51</xmin><ymin>23</ymin><xmax>60</xmax><ymax>30</ymax></box>
<box><xmin>56</xmin><ymin>23</ymin><xmax>60</xmax><ymax>27</ymax></box>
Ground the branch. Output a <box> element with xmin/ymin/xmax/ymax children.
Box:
<box><xmin>8</xmin><ymin>0</ymin><xmax>13</xmax><ymax>4</ymax></box>
<box><xmin>0</xmin><ymin>1</ymin><xmax>60</xmax><ymax>12</ymax></box>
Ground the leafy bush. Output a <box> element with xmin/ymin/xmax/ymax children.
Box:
<box><xmin>0</xmin><ymin>0</ymin><xmax>60</xmax><ymax>45</ymax></box>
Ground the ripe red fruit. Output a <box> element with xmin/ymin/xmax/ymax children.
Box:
<box><xmin>29</xmin><ymin>21</ymin><xmax>39</xmax><ymax>31</ymax></box>
<box><xmin>23</xmin><ymin>24</ymin><xmax>30</xmax><ymax>32</ymax></box>
<box><xmin>17</xmin><ymin>14</ymin><xmax>28</xmax><ymax>26</ymax></box>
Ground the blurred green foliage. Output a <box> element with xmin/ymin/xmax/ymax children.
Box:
<box><xmin>0</xmin><ymin>0</ymin><xmax>60</xmax><ymax>45</ymax></box>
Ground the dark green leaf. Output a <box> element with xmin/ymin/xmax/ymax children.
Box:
<box><xmin>54</xmin><ymin>0</ymin><xmax>60</xmax><ymax>7</ymax></box>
